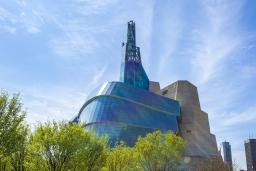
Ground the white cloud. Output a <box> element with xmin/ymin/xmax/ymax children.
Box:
<box><xmin>0</xmin><ymin>4</ymin><xmax>43</xmax><ymax>34</ymax></box>
<box><xmin>16</xmin><ymin>0</ymin><xmax>27</xmax><ymax>8</ymax></box>
<box><xmin>27</xmin><ymin>26</ymin><xmax>40</xmax><ymax>33</ymax></box>
<box><xmin>0</xmin><ymin>7</ymin><xmax>15</xmax><ymax>22</ymax></box>
<box><xmin>44</xmin><ymin>0</ymin><xmax>120</xmax><ymax>58</ymax></box>
<box><xmin>223</xmin><ymin>107</ymin><xmax>256</xmax><ymax>126</ymax></box>
<box><xmin>1</xmin><ymin>25</ymin><xmax>16</xmax><ymax>34</ymax></box>
<box><xmin>190</xmin><ymin>0</ymin><xmax>245</xmax><ymax>85</ymax></box>
<box><xmin>73</xmin><ymin>0</ymin><xmax>120</xmax><ymax>16</ymax></box>
<box><xmin>156</xmin><ymin>6</ymin><xmax>184</xmax><ymax>75</ymax></box>
<box><xmin>88</xmin><ymin>65</ymin><xmax>107</xmax><ymax>87</ymax></box>
<box><xmin>49</xmin><ymin>32</ymin><xmax>99</xmax><ymax>58</ymax></box>
<box><xmin>22</xmin><ymin>86</ymin><xmax>87</xmax><ymax>125</ymax></box>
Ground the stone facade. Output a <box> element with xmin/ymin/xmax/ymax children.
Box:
<box><xmin>157</xmin><ymin>80</ymin><xmax>220</xmax><ymax>168</ymax></box>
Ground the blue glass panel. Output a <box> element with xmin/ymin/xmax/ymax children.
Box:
<box><xmin>86</xmin><ymin>122</ymin><xmax>166</xmax><ymax>146</ymax></box>
<box><xmin>80</xmin><ymin>82</ymin><xmax>180</xmax><ymax>116</ymax></box>
<box><xmin>77</xmin><ymin>81</ymin><xmax>180</xmax><ymax>146</ymax></box>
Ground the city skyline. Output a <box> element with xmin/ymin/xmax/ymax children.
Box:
<box><xmin>1</xmin><ymin>0</ymin><xmax>256</xmax><ymax>169</ymax></box>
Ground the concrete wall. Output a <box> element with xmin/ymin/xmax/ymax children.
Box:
<box><xmin>158</xmin><ymin>80</ymin><xmax>220</xmax><ymax>168</ymax></box>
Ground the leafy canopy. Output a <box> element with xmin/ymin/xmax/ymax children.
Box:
<box><xmin>0</xmin><ymin>91</ymin><xmax>29</xmax><ymax>171</ymax></box>
<box><xmin>26</xmin><ymin>122</ymin><xmax>108</xmax><ymax>171</ymax></box>
<box><xmin>135</xmin><ymin>131</ymin><xmax>185</xmax><ymax>171</ymax></box>
<box><xmin>104</xmin><ymin>131</ymin><xmax>185</xmax><ymax>171</ymax></box>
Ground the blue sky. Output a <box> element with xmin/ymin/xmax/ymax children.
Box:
<box><xmin>1</xmin><ymin>0</ymin><xmax>256</xmax><ymax>169</ymax></box>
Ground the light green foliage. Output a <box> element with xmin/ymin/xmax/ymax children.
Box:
<box><xmin>103</xmin><ymin>142</ymin><xmax>141</xmax><ymax>171</ymax></box>
<box><xmin>26</xmin><ymin>122</ymin><xmax>108</xmax><ymax>171</ymax></box>
<box><xmin>0</xmin><ymin>91</ymin><xmax>186</xmax><ymax>171</ymax></box>
<box><xmin>0</xmin><ymin>91</ymin><xmax>29</xmax><ymax>171</ymax></box>
<box><xmin>103</xmin><ymin>131</ymin><xmax>185</xmax><ymax>171</ymax></box>
<box><xmin>9</xmin><ymin>124</ymin><xmax>29</xmax><ymax>171</ymax></box>
<box><xmin>135</xmin><ymin>131</ymin><xmax>185</xmax><ymax>171</ymax></box>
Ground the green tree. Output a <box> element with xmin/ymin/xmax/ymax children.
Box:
<box><xmin>0</xmin><ymin>91</ymin><xmax>29</xmax><ymax>171</ymax></box>
<box><xmin>9</xmin><ymin>124</ymin><xmax>29</xmax><ymax>171</ymax></box>
<box><xmin>135</xmin><ymin>131</ymin><xmax>185</xmax><ymax>171</ymax></box>
<box><xmin>103</xmin><ymin>142</ymin><xmax>141</xmax><ymax>171</ymax></box>
<box><xmin>26</xmin><ymin>122</ymin><xmax>108</xmax><ymax>171</ymax></box>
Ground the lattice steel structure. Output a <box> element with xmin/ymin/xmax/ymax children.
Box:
<box><xmin>120</xmin><ymin>21</ymin><xmax>149</xmax><ymax>90</ymax></box>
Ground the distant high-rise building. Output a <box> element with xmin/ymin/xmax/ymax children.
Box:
<box><xmin>221</xmin><ymin>141</ymin><xmax>233</xmax><ymax>170</ymax></box>
<box><xmin>245</xmin><ymin>139</ymin><xmax>256</xmax><ymax>171</ymax></box>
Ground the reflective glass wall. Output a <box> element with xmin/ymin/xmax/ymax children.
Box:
<box><xmin>76</xmin><ymin>82</ymin><xmax>180</xmax><ymax>146</ymax></box>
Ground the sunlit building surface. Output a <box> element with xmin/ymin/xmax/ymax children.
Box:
<box><xmin>158</xmin><ymin>80</ymin><xmax>219</xmax><ymax>168</ymax></box>
<box><xmin>73</xmin><ymin>21</ymin><xmax>220</xmax><ymax>168</ymax></box>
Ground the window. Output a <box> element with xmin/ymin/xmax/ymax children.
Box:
<box><xmin>162</xmin><ymin>90</ymin><xmax>168</xmax><ymax>95</ymax></box>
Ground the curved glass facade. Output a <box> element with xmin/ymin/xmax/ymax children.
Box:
<box><xmin>76</xmin><ymin>82</ymin><xmax>180</xmax><ymax>146</ymax></box>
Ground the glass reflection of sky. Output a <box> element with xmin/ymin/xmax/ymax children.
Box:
<box><xmin>77</xmin><ymin>81</ymin><xmax>180</xmax><ymax>146</ymax></box>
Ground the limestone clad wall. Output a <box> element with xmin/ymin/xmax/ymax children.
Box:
<box><xmin>157</xmin><ymin>80</ymin><xmax>220</xmax><ymax>167</ymax></box>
